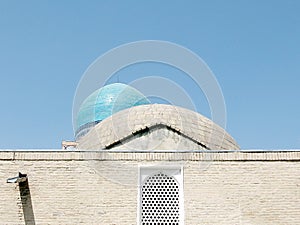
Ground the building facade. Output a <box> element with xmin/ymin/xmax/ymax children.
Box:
<box><xmin>1</xmin><ymin>150</ymin><xmax>300</xmax><ymax>224</ymax></box>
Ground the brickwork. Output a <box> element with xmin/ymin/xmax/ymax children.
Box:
<box><xmin>78</xmin><ymin>104</ymin><xmax>239</xmax><ymax>150</ymax></box>
<box><xmin>0</xmin><ymin>150</ymin><xmax>299</xmax><ymax>224</ymax></box>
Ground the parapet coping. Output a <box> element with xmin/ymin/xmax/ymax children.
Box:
<box><xmin>0</xmin><ymin>149</ymin><xmax>299</xmax><ymax>161</ymax></box>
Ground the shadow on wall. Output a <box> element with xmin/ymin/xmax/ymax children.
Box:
<box><xmin>19</xmin><ymin>179</ymin><xmax>35</xmax><ymax>225</ymax></box>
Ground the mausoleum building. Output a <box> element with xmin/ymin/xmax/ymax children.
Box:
<box><xmin>1</xmin><ymin>83</ymin><xmax>299</xmax><ymax>225</ymax></box>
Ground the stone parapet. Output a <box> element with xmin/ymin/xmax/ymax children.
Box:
<box><xmin>0</xmin><ymin>150</ymin><xmax>299</xmax><ymax>161</ymax></box>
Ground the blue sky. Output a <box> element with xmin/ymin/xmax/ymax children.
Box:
<box><xmin>0</xmin><ymin>0</ymin><xmax>299</xmax><ymax>149</ymax></box>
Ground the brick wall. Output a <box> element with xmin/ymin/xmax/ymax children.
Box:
<box><xmin>0</xmin><ymin>150</ymin><xmax>299</xmax><ymax>224</ymax></box>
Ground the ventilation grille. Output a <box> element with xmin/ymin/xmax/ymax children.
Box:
<box><xmin>141</xmin><ymin>172</ymin><xmax>180</xmax><ymax>225</ymax></box>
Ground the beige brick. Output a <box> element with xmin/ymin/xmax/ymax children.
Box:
<box><xmin>0</xmin><ymin>150</ymin><xmax>299</xmax><ymax>224</ymax></box>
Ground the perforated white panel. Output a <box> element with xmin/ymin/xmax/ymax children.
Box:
<box><xmin>141</xmin><ymin>172</ymin><xmax>180</xmax><ymax>225</ymax></box>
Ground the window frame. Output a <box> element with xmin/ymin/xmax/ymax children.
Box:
<box><xmin>137</xmin><ymin>165</ymin><xmax>184</xmax><ymax>225</ymax></box>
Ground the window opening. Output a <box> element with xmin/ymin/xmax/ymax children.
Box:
<box><xmin>141</xmin><ymin>172</ymin><xmax>180</xmax><ymax>225</ymax></box>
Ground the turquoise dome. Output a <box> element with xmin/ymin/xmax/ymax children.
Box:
<box><xmin>75</xmin><ymin>83</ymin><xmax>150</xmax><ymax>139</ymax></box>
